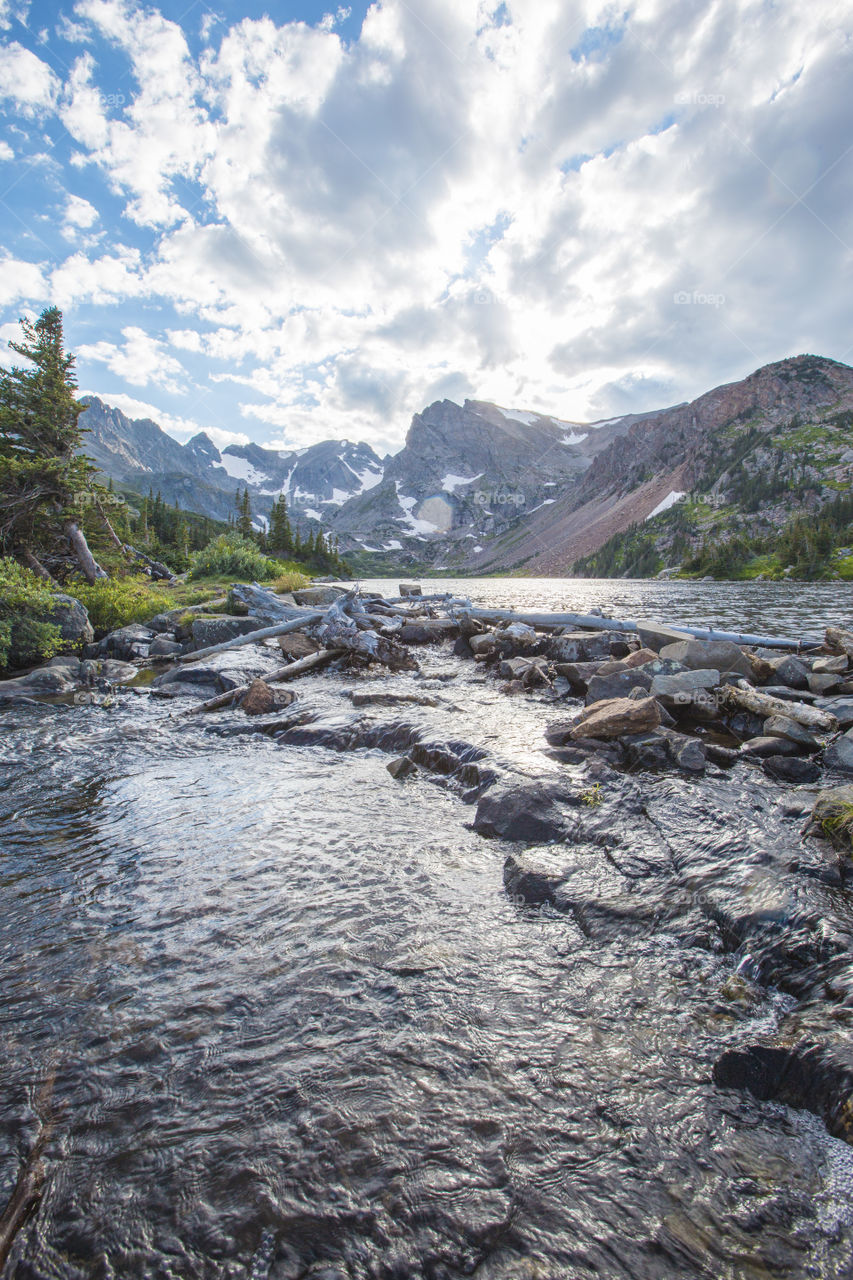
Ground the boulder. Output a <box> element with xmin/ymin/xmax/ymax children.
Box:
<box><xmin>808</xmin><ymin>672</ymin><xmax>844</xmax><ymax>695</ymax></box>
<box><xmin>825</xmin><ymin>625</ymin><xmax>853</xmax><ymax>660</ymax></box>
<box><xmin>649</xmin><ymin>668</ymin><xmax>720</xmax><ymax>707</ymax></box>
<box><xmin>398</xmin><ymin>619</ymin><xmax>458</xmax><ymax>644</ymax></box>
<box><xmin>713</xmin><ymin>1043</ymin><xmax>853</xmax><ymax>1144</ymax></box>
<box><xmin>191</xmin><ymin>616</ymin><xmax>260</xmax><ymax>649</ymax></box>
<box><xmin>43</xmin><ymin>593</ymin><xmax>94</xmax><ymax>646</ymax></box>
<box><xmin>585</xmin><ymin>668</ymin><xmax>652</xmax><ymax>704</ymax></box>
<box><xmin>149</xmin><ymin>636</ymin><xmax>183</xmax><ymax>658</ymax></box>
<box><xmin>824</xmin><ymin>730</ymin><xmax>853</xmax><ymax>774</ymax></box>
<box><xmin>548</xmin><ymin>630</ymin><xmax>612</xmax><ymax>663</ymax></box>
<box><xmin>552</xmin><ymin>659</ymin><xmax>606</xmax><ymax>692</ymax></box>
<box><xmin>99</xmin><ymin>659</ymin><xmax>138</xmax><ymax>684</ymax></box>
<box><xmin>474</xmin><ymin>783</ymin><xmax>570</xmax><ymax>843</ymax></box>
<box><xmin>292</xmin><ymin>585</ymin><xmax>347</xmax><ymax>606</ymax></box>
<box><xmin>636</xmin><ymin>623</ymin><xmax>693</xmax><ymax>652</ymax></box>
<box><xmin>503</xmin><ymin>851</ymin><xmax>571</xmax><ymax>906</ymax></box>
<box><xmin>763</xmin><ymin>715</ymin><xmax>819</xmax><ymax>751</ymax></box>
<box><xmin>399</xmin><ymin>583</ymin><xmax>422</xmax><ymax>597</ymax></box>
<box><xmin>769</xmin><ymin>654</ymin><xmax>810</xmax><ymax>690</ymax></box>
<box><xmin>808</xmin><ymin>783</ymin><xmax>853</xmax><ymax>849</ymax></box>
<box><xmin>469</xmin><ymin>632</ymin><xmax>498</xmax><ymax>657</ymax></box>
<box><xmin>46</xmin><ymin>654</ymin><xmax>81</xmax><ymax>677</ymax></box>
<box><xmin>4</xmin><ymin>667</ymin><xmax>75</xmax><ymax>692</ymax></box>
<box><xmin>658</xmin><ymin>638</ymin><xmax>752</xmax><ymax>679</ymax></box>
<box><xmin>816</xmin><ymin>697</ymin><xmax>853</xmax><ymax>730</ymax></box>
<box><xmin>499</xmin><ymin>656</ymin><xmax>549</xmax><ymax>684</ymax></box>
<box><xmin>387</xmin><ymin>755</ymin><xmax>417</xmax><ymax>779</ymax></box>
<box><xmin>279</xmin><ymin>632</ymin><xmax>320</xmax><ymax>661</ymax></box>
<box><xmin>241</xmin><ymin>679</ymin><xmax>276</xmax><ymax>716</ymax></box>
<box><xmin>762</xmin><ymin>756</ymin><xmax>821</xmax><ymax>784</ymax></box>
<box><xmin>813</xmin><ymin>655</ymin><xmax>849</xmax><ymax>674</ymax></box>
<box><xmin>622</xmin><ymin>647</ymin><xmax>659</xmax><ymax>668</ymax></box>
<box><xmin>569</xmin><ymin>695</ymin><xmax>661</xmax><ymax>740</ymax></box>
<box><xmin>98</xmin><ymin>623</ymin><xmax>154</xmax><ymax>662</ymax></box>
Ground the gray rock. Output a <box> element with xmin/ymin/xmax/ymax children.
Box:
<box><xmin>149</xmin><ymin>636</ymin><xmax>183</xmax><ymax>658</ymax></box>
<box><xmin>762</xmin><ymin>684</ymin><xmax>817</xmax><ymax>703</ymax></box>
<box><xmin>46</xmin><ymin>655</ymin><xmax>81</xmax><ymax>676</ymax></box>
<box><xmin>42</xmin><ymin>593</ymin><xmax>94</xmax><ymax>645</ymax></box>
<box><xmin>808</xmin><ymin>672</ymin><xmax>844</xmax><ymax>695</ymax></box>
<box><xmin>99</xmin><ymin>659</ymin><xmax>139</xmax><ymax>683</ymax></box>
<box><xmin>762</xmin><ymin>756</ymin><xmax>821</xmax><ymax>784</ymax></box>
<box><xmin>503</xmin><ymin>850</ymin><xmax>571</xmax><ymax>906</ymax></box>
<box><xmin>649</xmin><ymin>668</ymin><xmax>721</xmax><ymax>707</ymax></box>
<box><xmin>98</xmin><ymin>623</ymin><xmax>154</xmax><ymax>662</ymax></box>
<box><xmin>637</xmin><ymin>623</ymin><xmax>693</xmax><ymax>652</ymax></box>
<box><xmin>763</xmin><ymin>715</ymin><xmax>820</xmax><ymax>751</ymax></box>
<box><xmin>153</xmin><ymin>665</ymin><xmax>226</xmax><ymax>688</ymax></box>
<box><xmin>469</xmin><ymin>632</ymin><xmax>498</xmax><ymax>657</ymax></box>
<box><xmin>816</xmin><ymin>697</ymin><xmax>853</xmax><ymax>729</ymax></box>
<box><xmin>824</xmin><ymin>730</ymin><xmax>853</xmax><ymax>774</ymax></box>
<box><xmin>808</xmin><ymin>783</ymin><xmax>853</xmax><ymax>847</ymax></box>
<box><xmin>387</xmin><ymin>755</ymin><xmax>417</xmax><ymax>779</ymax></box>
<box><xmin>191</xmin><ymin>616</ymin><xmax>260</xmax><ymax>649</ymax></box>
<box><xmin>585</xmin><ymin>668</ymin><xmax>652</xmax><ymax>704</ymax></box>
<box><xmin>399</xmin><ymin>583</ymin><xmax>422</xmax><ymax>597</ymax></box>
<box><xmin>474</xmin><ymin>783</ymin><xmax>569</xmax><ymax>843</ymax></box>
<box><xmin>813</xmin><ymin>655</ymin><xmax>849</xmax><ymax>674</ymax></box>
<box><xmin>548</xmin><ymin>630</ymin><xmax>612</xmax><ymax>663</ymax></box>
<box><xmin>769</xmin><ymin>654</ymin><xmax>810</xmax><ymax>690</ymax></box>
<box><xmin>3</xmin><ymin>668</ymin><xmax>74</xmax><ymax>692</ymax></box>
<box><xmin>658</xmin><ymin>638</ymin><xmax>752</xmax><ymax>679</ymax></box>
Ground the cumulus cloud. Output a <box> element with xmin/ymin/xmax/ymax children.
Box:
<box><xmin>2</xmin><ymin>0</ymin><xmax>852</xmax><ymax>450</ymax></box>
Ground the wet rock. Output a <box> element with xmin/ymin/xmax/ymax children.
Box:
<box><xmin>474</xmin><ymin>783</ymin><xmax>571</xmax><ymax>842</ymax></box>
<box><xmin>452</xmin><ymin>634</ymin><xmax>473</xmax><ymax>659</ymax></box>
<box><xmin>348</xmin><ymin>691</ymin><xmax>439</xmax><ymax>708</ymax></box>
<box><xmin>748</xmin><ymin>652</ymin><xmax>777</xmax><ymax>684</ymax></box>
<box><xmin>150</xmin><ymin>680</ymin><xmax>219</xmax><ymax>700</ymax></box>
<box><xmin>763</xmin><ymin>715</ymin><xmax>819</xmax><ymax>751</ymax></box>
<box><xmin>43</xmin><ymin>593</ymin><xmax>94</xmax><ymax>646</ymax></box>
<box><xmin>636</xmin><ymin>622</ymin><xmax>693</xmax><ymax>651</ymax></box>
<box><xmin>620</xmin><ymin>730</ymin><xmax>671</xmax><ymax>771</ymax></box>
<box><xmin>292</xmin><ymin>585</ymin><xmax>348</xmax><ymax>606</ymax></box>
<box><xmin>387</xmin><ymin>755</ymin><xmax>417</xmax><ymax>779</ymax></box>
<box><xmin>761</xmin><ymin>684</ymin><xmax>817</xmax><ymax>703</ymax></box>
<box><xmin>153</xmin><ymin>665</ymin><xmax>227</xmax><ymax>688</ymax></box>
<box><xmin>398</xmin><ymin>619</ymin><xmax>458</xmax><ymax>644</ymax></box>
<box><xmin>740</xmin><ymin>735</ymin><xmax>801</xmax><ymax>758</ymax></box>
<box><xmin>625</xmin><ymin>686</ymin><xmax>676</xmax><ymax>727</ymax></box>
<box><xmin>769</xmin><ymin>654</ymin><xmax>810</xmax><ymax>690</ymax></box>
<box><xmin>585</xmin><ymin>667</ymin><xmax>651</xmax><ymax>705</ymax></box>
<box><xmin>705</xmin><ymin>742</ymin><xmax>740</xmax><ymax>768</ymax></box>
<box><xmin>1</xmin><ymin>667</ymin><xmax>75</xmax><ymax>693</ymax></box>
<box><xmin>497</xmin><ymin>621</ymin><xmax>538</xmax><ymax>651</ymax></box>
<box><xmin>149</xmin><ymin>636</ymin><xmax>183</xmax><ymax>658</ymax></box>
<box><xmin>762</xmin><ymin>756</ymin><xmax>821</xmax><ymax>784</ymax></box>
<box><xmin>658</xmin><ymin>638</ymin><xmax>752</xmax><ymax>679</ymax></box>
<box><xmin>499</xmin><ymin>655</ymin><xmax>550</xmax><ymax>685</ymax></box>
<box><xmin>241</xmin><ymin>679</ymin><xmax>275</xmax><ymax>715</ymax></box>
<box><xmin>570</xmin><ymin>695</ymin><xmax>661</xmax><ymax>739</ymax></box>
<box><xmin>46</xmin><ymin>654</ymin><xmax>81</xmax><ymax>677</ymax></box>
<box><xmin>713</xmin><ymin>1043</ymin><xmax>853</xmax><ymax>1145</ymax></box>
<box><xmin>807</xmin><ymin>783</ymin><xmax>853</xmax><ymax>849</ymax></box>
<box><xmin>503</xmin><ymin>850</ymin><xmax>573</xmax><ymax>905</ymax></box>
<box><xmin>191</xmin><ymin>616</ymin><xmax>260</xmax><ymax>649</ymax></box>
<box><xmin>824</xmin><ymin>730</ymin><xmax>853</xmax><ymax>774</ymax></box>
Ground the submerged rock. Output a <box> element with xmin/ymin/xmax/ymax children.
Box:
<box><xmin>474</xmin><ymin>783</ymin><xmax>572</xmax><ymax>843</ymax></box>
<box><xmin>714</xmin><ymin>1043</ymin><xmax>853</xmax><ymax>1145</ymax></box>
<box><xmin>569</xmin><ymin>695</ymin><xmax>661</xmax><ymax>740</ymax></box>
<box><xmin>241</xmin><ymin>679</ymin><xmax>276</xmax><ymax>716</ymax></box>
<box><xmin>824</xmin><ymin>729</ymin><xmax>853</xmax><ymax>774</ymax></box>
<box><xmin>762</xmin><ymin>756</ymin><xmax>821</xmax><ymax>784</ymax></box>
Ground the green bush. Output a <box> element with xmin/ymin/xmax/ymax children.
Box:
<box><xmin>70</xmin><ymin>575</ymin><xmax>172</xmax><ymax>633</ymax></box>
<box><xmin>0</xmin><ymin>558</ymin><xmax>64</xmax><ymax>671</ymax></box>
<box><xmin>189</xmin><ymin>532</ymin><xmax>283</xmax><ymax>581</ymax></box>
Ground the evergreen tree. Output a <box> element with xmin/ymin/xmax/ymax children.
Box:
<box><xmin>235</xmin><ymin>486</ymin><xmax>253</xmax><ymax>538</ymax></box>
<box><xmin>268</xmin><ymin>494</ymin><xmax>294</xmax><ymax>555</ymax></box>
<box><xmin>0</xmin><ymin>307</ymin><xmax>105</xmax><ymax>580</ymax></box>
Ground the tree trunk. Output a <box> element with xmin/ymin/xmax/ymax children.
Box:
<box><xmin>65</xmin><ymin>521</ymin><xmax>108</xmax><ymax>584</ymax></box>
<box><xmin>95</xmin><ymin>501</ymin><xmax>123</xmax><ymax>550</ymax></box>
<box><xmin>18</xmin><ymin>547</ymin><xmax>55</xmax><ymax>583</ymax></box>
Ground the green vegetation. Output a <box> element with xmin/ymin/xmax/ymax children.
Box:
<box><xmin>189</xmin><ymin>531</ymin><xmax>286</xmax><ymax>581</ymax></box>
<box><xmin>0</xmin><ymin>558</ymin><xmax>63</xmax><ymax>670</ymax></box>
<box><xmin>817</xmin><ymin>803</ymin><xmax>853</xmax><ymax>850</ymax></box>
<box><xmin>69</xmin><ymin>576</ymin><xmax>174</xmax><ymax>633</ymax></box>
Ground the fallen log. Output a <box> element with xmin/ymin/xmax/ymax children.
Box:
<box><xmin>719</xmin><ymin>682</ymin><xmax>838</xmax><ymax>732</ymax></box>
<box><xmin>177</xmin><ymin>612</ymin><xmax>323</xmax><ymax>663</ymax></box>
<box><xmin>461</xmin><ymin>608</ymin><xmax>820</xmax><ymax>650</ymax></box>
<box><xmin>180</xmin><ymin>648</ymin><xmax>347</xmax><ymax>714</ymax></box>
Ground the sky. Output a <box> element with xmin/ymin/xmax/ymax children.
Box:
<box><xmin>0</xmin><ymin>0</ymin><xmax>850</xmax><ymax>456</ymax></box>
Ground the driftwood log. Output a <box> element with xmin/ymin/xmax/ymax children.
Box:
<box><xmin>180</xmin><ymin>648</ymin><xmax>347</xmax><ymax>715</ymax></box>
<box><xmin>177</xmin><ymin>613</ymin><xmax>324</xmax><ymax>664</ymax></box>
<box><xmin>719</xmin><ymin>682</ymin><xmax>838</xmax><ymax>732</ymax></box>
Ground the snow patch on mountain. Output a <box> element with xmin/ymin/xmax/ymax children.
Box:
<box><xmin>646</xmin><ymin>490</ymin><xmax>687</xmax><ymax>520</ymax></box>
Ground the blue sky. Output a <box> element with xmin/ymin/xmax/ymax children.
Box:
<box><xmin>0</xmin><ymin>0</ymin><xmax>851</xmax><ymax>453</ymax></box>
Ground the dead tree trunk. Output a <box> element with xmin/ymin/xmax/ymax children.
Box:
<box><xmin>17</xmin><ymin>547</ymin><xmax>55</xmax><ymax>583</ymax></box>
<box><xmin>65</xmin><ymin>521</ymin><xmax>108</xmax><ymax>584</ymax></box>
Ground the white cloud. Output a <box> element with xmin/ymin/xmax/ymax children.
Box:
<box><xmin>0</xmin><ymin>41</ymin><xmax>58</xmax><ymax>113</ymax></box>
<box><xmin>79</xmin><ymin>388</ymin><xmax>250</xmax><ymax>449</ymax></box>
<box><xmin>0</xmin><ymin>140</ymin><xmax>13</xmax><ymax>160</ymax></box>
<box><xmin>0</xmin><ymin>256</ymin><xmax>46</xmax><ymax>307</ymax></box>
<box><xmin>64</xmin><ymin>192</ymin><xmax>99</xmax><ymax>229</ymax></box>
<box><xmin>78</xmin><ymin>325</ymin><xmax>187</xmax><ymax>391</ymax></box>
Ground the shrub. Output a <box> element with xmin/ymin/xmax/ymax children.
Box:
<box><xmin>70</xmin><ymin>575</ymin><xmax>172</xmax><ymax>633</ymax></box>
<box><xmin>0</xmin><ymin>558</ymin><xmax>64</xmax><ymax>671</ymax></box>
<box><xmin>189</xmin><ymin>533</ymin><xmax>282</xmax><ymax>581</ymax></box>
<box><xmin>273</xmin><ymin>568</ymin><xmax>310</xmax><ymax>593</ymax></box>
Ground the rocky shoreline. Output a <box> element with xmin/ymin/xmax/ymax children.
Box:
<box><xmin>3</xmin><ymin>580</ymin><xmax>853</xmax><ymax>1153</ymax></box>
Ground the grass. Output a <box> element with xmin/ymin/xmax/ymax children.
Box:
<box><xmin>818</xmin><ymin>803</ymin><xmax>853</xmax><ymax>850</ymax></box>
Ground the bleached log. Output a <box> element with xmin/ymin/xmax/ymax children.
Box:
<box><xmin>177</xmin><ymin>612</ymin><xmax>323</xmax><ymax>663</ymax></box>
<box><xmin>719</xmin><ymin>682</ymin><xmax>838</xmax><ymax>732</ymax></box>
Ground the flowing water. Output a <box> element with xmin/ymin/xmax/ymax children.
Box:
<box><xmin>1</xmin><ymin>579</ymin><xmax>853</xmax><ymax>1279</ymax></box>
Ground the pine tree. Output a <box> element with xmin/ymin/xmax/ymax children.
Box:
<box><xmin>0</xmin><ymin>307</ymin><xmax>106</xmax><ymax>580</ymax></box>
<box><xmin>268</xmin><ymin>494</ymin><xmax>293</xmax><ymax>555</ymax></box>
<box><xmin>235</xmin><ymin>486</ymin><xmax>253</xmax><ymax>538</ymax></box>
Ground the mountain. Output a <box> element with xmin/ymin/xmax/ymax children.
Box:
<box><xmin>77</xmin><ymin>354</ymin><xmax>853</xmax><ymax>578</ymax></box>
<box><xmin>78</xmin><ymin>397</ymin><xmax>384</xmax><ymax>528</ymax></box>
